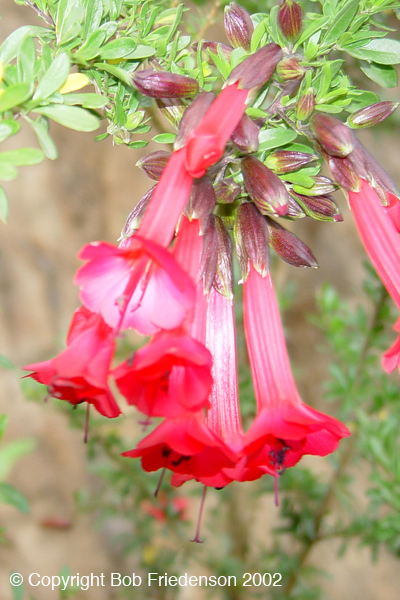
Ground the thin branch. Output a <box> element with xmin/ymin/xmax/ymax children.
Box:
<box><xmin>26</xmin><ymin>1</ymin><xmax>54</xmax><ymax>27</ymax></box>
<box><xmin>195</xmin><ymin>0</ymin><xmax>224</xmax><ymax>42</ymax></box>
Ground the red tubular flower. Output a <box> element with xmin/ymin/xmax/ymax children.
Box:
<box><xmin>75</xmin><ymin>236</ymin><xmax>195</xmax><ymax>335</ymax></box>
<box><xmin>242</xmin><ymin>266</ymin><xmax>350</xmax><ymax>475</ymax></box>
<box><xmin>348</xmin><ymin>179</ymin><xmax>400</xmax><ymax>310</ymax></box>
<box><xmin>24</xmin><ymin>307</ymin><xmax>120</xmax><ymax>418</ymax></box>
<box><xmin>184</xmin><ymin>83</ymin><xmax>249</xmax><ymax>178</ymax></box>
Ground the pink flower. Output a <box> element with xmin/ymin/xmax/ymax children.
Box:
<box><xmin>113</xmin><ymin>328</ymin><xmax>212</xmax><ymax>418</ymax></box>
<box><xmin>184</xmin><ymin>83</ymin><xmax>249</xmax><ymax>178</ymax></box>
<box><xmin>24</xmin><ymin>307</ymin><xmax>120</xmax><ymax>418</ymax></box>
<box><xmin>242</xmin><ymin>266</ymin><xmax>350</xmax><ymax>474</ymax></box>
<box><xmin>75</xmin><ymin>236</ymin><xmax>195</xmax><ymax>335</ymax></box>
<box><xmin>348</xmin><ymin>179</ymin><xmax>400</xmax><ymax>310</ymax></box>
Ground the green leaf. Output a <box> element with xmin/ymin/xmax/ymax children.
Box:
<box><xmin>33</xmin><ymin>53</ymin><xmax>70</xmax><ymax>101</ymax></box>
<box><xmin>33</xmin><ymin>105</ymin><xmax>100</xmax><ymax>132</ymax></box>
<box><xmin>26</xmin><ymin>116</ymin><xmax>58</xmax><ymax>160</ymax></box>
<box><xmin>347</xmin><ymin>91</ymin><xmax>380</xmax><ymax>112</ymax></box>
<box><xmin>93</xmin><ymin>63</ymin><xmax>134</xmax><ymax>87</ymax></box>
<box><xmin>17</xmin><ymin>35</ymin><xmax>36</xmax><ymax>87</ymax></box>
<box><xmin>152</xmin><ymin>133</ymin><xmax>176</xmax><ymax>144</ymax></box>
<box><xmin>0</xmin><ymin>483</ymin><xmax>30</xmax><ymax>514</ymax></box>
<box><xmin>62</xmin><ymin>93</ymin><xmax>108</xmax><ymax>108</ymax></box>
<box><xmin>0</xmin><ymin>165</ymin><xmax>18</xmax><ymax>181</ymax></box>
<box><xmin>259</xmin><ymin>129</ymin><xmax>297</xmax><ymax>151</ymax></box>
<box><xmin>343</xmin><ymin>38</ymin><xmax>400</xmax><ymax>64</ymax></box>
<box><xmin>126</xmin><ymin>45</ymin><xmax>156</xmax><ymax>60</ymax></box>
<box><xmin>56</xmin><ymin>0</ymin><xmax>84</xmax><ymax>45</ymax></box>
<box><xmin>360</xmin><ymin>61</ymin><xmax>398</xmax><ymax>88</ymax></box>
<box><xmin>322</xmin><ymin>0</ymin><xmax>359</xmax><ymax>47</ymax></box>
<box><xmin>0</xmin><ymin>415</ymin><xmax>7</xmax><ymax>442</ymax></box>
<box><xmin>0</xmin><ymin>355</ymin><xmax>14</xmax><ymax>369</ymax></box>
<box><xmin>0</xmin><ymin>438</ymin><xmax>36</xmax><ymax>480</ymax></box>
<box><xmin>99</xmin><ymin>38</ymin><xmax>137</xmax><ymax>60</ymax></box>
<box><xmin>82</xmin><ymin>0</ymin><xmax>103</xmax><ymax>38</ymax></box>
<box><xmin>0</xmin><ymin>187</ymin><xmax>8</xmax><ymax>223</ymax></box>
<box><xmin>0</xmin><ymin>84</ymin><xmax>31</xmax><ymax>112</ymax></box>
<box><xmin>314</xmin><ymin>104</ymin><xmax>343</xmax><ymax>113</ymax></box>
<box><xmin>128</xmin><ymin>140</ymin><xmax>148</xmax><ymax>149</ymax></box>
<box><xmin>294</xmin><ymin>16</ymin><xmax>329</xmax><ymax>50</ymax></box>
<box><xmin>94</xmin><ymin>133</ymin><xmax>108</xmax><ymax>141</ymax></box>
<box><xmin>11</xmin><ymin>578</ymin><xmax>24</xmax><ymax>600</ymax></box>
<box><xmin>0</xmin><ymin>26</ymin><xmax>47</xmax><ymax>65</ymax></box>
<box><xmin>0</xmin><ymin>120</ymin><xmax>20</xmax><ymax>144</ymax></box>
<box><xmin>0</xmin><ymin>148</ymin><xmax>44</xmax><ymax>166</ymax></box>
<box><xmin>282</xmin><ymin>172</ymin><xmax>315</xmax><ymax>188</ymax></box>
<box><xmin>75</xmin><ymin>29</ymin><xmax>106</xmax><ymax>61</ymax></box>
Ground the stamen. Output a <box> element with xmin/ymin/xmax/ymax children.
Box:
<box><xmin>154</xmin><ymin>467</ymin><xmax>167</xmax><ymax>498</ymax></box>
<box><xmin>274</xmin><ymin>471</ymin><xmax>280</xmax><ymax>507</ymax></box>
<box><xmin>84</xmin><ymin>403</ymin><xmax>90</xmax><ymax>444</ymax></box>
<box><xmin>191</xmin><ymin>485</ymin><xmax>207</xmax><ymax>543</ymax></box>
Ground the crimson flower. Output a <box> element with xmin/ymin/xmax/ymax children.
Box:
<box><xmin>242</xmin><ymin>266</ymin><xmax>350</xmax><ymax>475</ymax></box>
<box><xmin>24</xmin><ymin>307</ymin><xmax>120</xmax><ymax>418</ymax></box>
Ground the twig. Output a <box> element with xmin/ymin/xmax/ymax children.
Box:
<box><xmin>26</xmin><ymin>0</ymin><xmax>54</xmax><ymax>27</ymax></box>
<box><xmin>195</xmin><ymin>0</ymin><xmax>224</xmax><ymax>42</ymax></box>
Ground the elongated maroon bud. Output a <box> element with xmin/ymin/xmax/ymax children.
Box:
<box><xmin>296</xmin><ymin>88</ymin><xmax>315</xmax><ymax>121</ymax></box>
<box><xmin>174</xmin><ymin>91</ymin><xmax>215</xmax><ymax>150</ymax></box>
<box><xmin>242</xmin><ymin>156</ymin><xmax>289</xmax><ymax>216</ymax></box>
<box><xmin>348</xmin><ymin>101</ymin><xmax>399</xmax><ymax>129</ymax></box>
<box><xmin>267</xmin><ymin>217</ymin><xmax>318</xmax><ymax>268</ymax></box>
<box><xmin>201</xmin><ymin>216</ymin><xmax>233</xmax><ymax>298</ymax></box>
<box><xmin>227</xmin><ymin>43</ymin><xmax>283</xmax><ymax>91</ymax></box>
<box><xmin>326</xmin><ymin>154</ymin><xmax>360</xmax><ymax>192</ymax></box>
<box><xmin>311</xmin><ymin>113</ymin><xmax>355</xmax><ymax>157</ymax></box>
<box><xmin>214</xmin><ymin>178</ymin><xmax>241</xmax><ymax>204</ymax></box>
<box><xmin>307</xmin><ymin>176</ymin><xmax>338</xmax><ymax>196</ymax></box>
<box><xmin>291</xmin><ymin>192</ymin><xmax>342</xmax><ymax>222</ymax></box>
<box><xmin>184</xmin><ymin>176</ymin><xmax>216</xmax><ymax>232</ymax></box>
<box><xmin>277</xmin><ymin>57</ymin><xmax>305</xmax><ymax>81</ymax></box>
<box><xmin>265</xmin><ymin>150</ymin><xmax>316</xmax><ymax>174</ymax></box>
<box><xmin>156</xmin><ymin>97</ymin><xmax>186</xmax><ymax>126</ymax></box>
<box><xmin>234</xmin><ymin>202</ymin><xmax>269</xmax><ymax>280</ymax></box>
<box><xmin>224</xmin><ymin>3</ymin><xmax>254</xmax><ymax>51</ymax></box>
<box><xmin>231</xmin><ymin>113</ymin><xmax>259</xmax><ymax>153</ymax></box>
<box><xmin>119</xmin><ymin>186</ymin><xmax>155</xmax><ymax>241</ymax></box>
<box><xmin>349</xmin><ymin>139</ymin><xmax>399</xmax><ymax>205</ymax></box>
<box><xmin>278</xmin><ymin>0</ymin><xmax>303</xmax><ymax>42</ymax></box>
<box><xmin>136</xmin><ymin>151</ymin><xmax>171</xmax><ymax>181</ymax></box>
<box><xmin>287</xmin><ymin>194</ymin><xmax>306</xmax><ymax>218</ymax></box>
<box><xmin>132</xmin><ymin>70</ymin><xmax>199</xmax><ymax>98</ymax></box>
<box><xmin>193</xmin><ymin>41</ymin><xmax>233</xmax><ymax>60</ymax></box>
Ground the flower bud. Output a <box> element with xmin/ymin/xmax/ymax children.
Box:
<box><xmin>287</xmin><ymin>194</ymin><xmax>306</xmax><ymax>218</ymax></box>
<box><xmin>224</xmin><ymin>3</ymin><xmax>254</xmax><ymax>51</ymax></box>
<box><xmin>265</xmin><ymin>150</ymin><xmax>316</xmax><ymax>174</ymax></box>
<box><xmin>184</xmin><ymin>176</ymin><xmax>216</xmax><ymax>232</ymax></box>
<box><xmin>201</xmin><ymin>216</ymin><xmax>233</xmax><ymax>298</ymax></box>
<box><xmin>278</xmin><ymin>0</ymin><xmax>303</xmax><ymax>42</ymax></box>
<box><xmin>242</xmin><ymin>156</ymin><xmax>289</xmax><ymax>216</ymax></box>
<box><xmin>136</xmin><ymin>151</ymin><xmax>171</xmax><ymax>181</ymax></box>
<box><xmin>231</xmin><ymin>113</ymin><xmax>259</xmax><ymax>153</ymax></box>
<box><xmin>308</xmin><ymin>176</ymin><xmax>338</xmax><ymax>195</ymax></box>
<box><xmin>310</xmin><ymin>113</ymin><xmax>355</xmax><ymax>157</ymax></box>
<box><xmin>227</xmin><ymin>43</ymin><xmax>283</xmax><ymax>91</ymax></box>
<box><xmin>193</xmin><ymin>41</ymin><xmax>233</xmax><ymax>61</ymax></box>
<box><xmin>266</xmin><ymin>217</ymin><xmax>318</xmax><ymax>268</ymax></box>
<box><xmin>349</xmin><ymin>139</ymin><xmax>399</xmax><ymax>205</ymax></box>
<box><xmin>156</xmin><ymin>97</ymin><xmax>186</xmax><ymax>127</ymax></box>
<box><xmin>119</xmin><ymin>186</ymin><xmax>155</xmax><ymax>241</ymax></box>
<box><xmin>347</xmin><ymin>101</ymin><xmax>399</xmax><ymax>129</ymax></box>
<box><xmin>214</xmin><ymin>178</ymin><xmax>241</xmax><ymax>204</ymax></box>
<box><xmin>174</xmin><ymin>91</ymin><xmax>215</xmax><ymax>150</ymax></box>
<box><xmin>326</xmin><ymin>154</ymin><xmax>360</xmax><ymax>192</ymax></box>
<box><xmin>296</xmin><ymin>88</ymin><xmax>315</xmax><ymax>121</ymax></box>
<box><xmin>291</xmin><ymin>192</ymin><xmax>342</xmax><ymax>222</ymax></box>
<box><xmin>234</xmin><ymin>202</ymin><xmax>269</xmax><ymax>280</ymax></box>
<box><xmin>132</xmin><ymin>70</ymin><xmax>199</xmax><ymax>98</ymax></box>
<box><xmin>277</xmin><ymin>57</ymin><xmax>305</xmax><ymax>81</ymax></box>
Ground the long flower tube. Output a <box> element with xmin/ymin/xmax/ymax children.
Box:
<box><xmin>242</xmin><ymin>266</ymin><xmax>350</xmax><ymax>475</ymax></box>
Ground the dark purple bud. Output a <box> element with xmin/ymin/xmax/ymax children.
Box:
<box><xmin>214</xmin><ymin>178</ymin><xmax>241</xmax><ymax>204</ymax></box>
<box><xmin>267</xmin><ymin>217</ymin><xmax>318</xmax><ymax>268</ymax></box>
<box><xmin>307</xmin><ymin>176</ymin><xmax>338</xmax><ymax>195</ymax></box>
<box><xmin>287</xmin><ymin>194</ymin><xmax>306</xmax><ymax>218</ymax></box>
<box><xmin>296</xmin><ymin>88</ymin><xmax>315</xmax><ymax>121</ymax></box>
<box><xmin>119</xmin><ymin>186</ymin><xmax>155</xmax><ymax>241</ymax></box>
<box><xmin>348</xmin><ymin>101</ymin><xmax>399</xmax><ymax>129</ymax></box>
<box><xmin>277</xmin><ymin>57</ymin><xmax>305</xmax><ymax>81</ymax></box>
<box><xmin>326</xmin><ymin>154</ymin><xmax>360</xmax><ymax>192</ymax></box>
<box><xmin>234</xmin><ymin>202</ymin><xmax>269</xmax><ymax>280</ymax></box>
<box><xmin>231</xmin><ymin>113</ymin><xmax>259</xmax><ymax>153</ymax></box>
<box><xmin>224</xmin><ymin>3</ymin><xmax>254</xmax><ymax>51</ymax></box>
<box><xmin>227</xmin><ymin>43</ymin><xmax>283</xmax><ymax>91</ymax></box>
<box><xmin>291</xmin><ymin>192</ymin><xmax>342</xmax><ymax>222</ymax></box>
<box><xmin>200</xmin><ymin>216</ymin><xmax>233</xmax><ymax>298</ymax></box>
<box><xmin>265</xmin><ymin>150</ymin><xmax>317</xmax><ymax>174</ymax></box>
<box><xmin>136</xmin><ymin>151</ymin><xmax>171</xmax><ymax>181</ymax></box>
<box><xmin>349</xmin><ymin>139</ymin><xmax>399</xmax><ymax>205</ymax></box>
<box><xmin>193</xmin><ymin>41</ymin><xmax>233</xmax><ymax>61</ymax></box>
<box><xmin>242</xmin><ymin>155</ymin><xmax>290</xmax><ymax>216</ymax></box>
<box><xmin>310</xmin><ymin>113</ymin><xmax>355</xmax><ymax>157</ymax></box>
<box><xmin>184</xmin><ymin>176</ymin><xmax>216</xmax><ymax>232</ymax></box>
<box><xmin>132</xmin><ymin>70</ymin><xmax>199</xmax><ymax>98</ymax></box>
<box><xmin>278</xmin><ymin>0</ymin><xmax>303</xmax><ymax>42</ymax></box>
<box><xmin>174</xmin><ymin>91</ymin><xmax>215</xmax><ymax>150</ymax></box>
<box><xmin>156</xmin><ymin>97</ymin><xmax>186</xmax><ymax>127</ymax></box>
